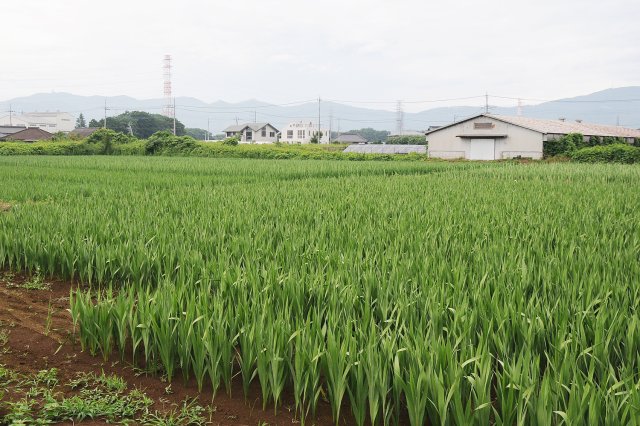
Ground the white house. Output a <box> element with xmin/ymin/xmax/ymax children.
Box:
<box><xmin>0</xmin><ymin>112</ymin><xmax>75</xmax><ymax>133</ymax></box>
<box><xmin>282</xmin><ymin>121</ymin><xmax>329</xmax><ymax>144</ymax></box>
<box><xmin>223</xmin><ymin>123</ymin><xmax>280</xmax><ymax>144</ymax></box>
<box><xmin>426</xmin><ymin>114</ymin><xmax>640</xmax><ymax>160</ymax></box>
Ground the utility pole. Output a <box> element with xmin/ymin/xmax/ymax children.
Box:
<box><xmin>103</xmin><ymin>99</ymin><xmax>107</xmax><ymax>129</ymax></box>
<box><xmin>254</xmin><ymin>110</ymin><xmax>257</xmax><ymax>123</ymax></box>
<box><xmin>173</xmin><ymin>97</ymin><xmax>176</xmax><ymax>135</ymax></box>
<box><xmin>8</xmin><ymin>104</ymin><xmax>13</xmax><ymax>126</ymax></box>
<box><xmin>207</xmin><ymin>118</ymin><xmax>210</xmax><ymax>141</ymax></box>
<box><xmin>317</xmin><ymin>97</ymin><xmax>321</xmax><ymax>142</ymax></box>
<box><xmin>485</xmin><ymin>92</ymin><xmax>489</xmax><ymax>114</ymax></box>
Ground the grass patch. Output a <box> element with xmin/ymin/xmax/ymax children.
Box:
<box><xmin>0</xmin><ymin>368</ymin><xmax>209</xmax><ymax>425</ymax></box>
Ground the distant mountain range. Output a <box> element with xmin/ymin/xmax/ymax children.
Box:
<box><xmin>1</xmin><ymin>87</ymin><xmax>639</xmax><ymax>132</ymax></box>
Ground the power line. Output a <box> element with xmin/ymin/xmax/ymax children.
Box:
<box><xmin>175</xmin><ymin>99</ymin><xmax>317</xmax><ymax>111</ymax></box>
<box><xmin>323</xmin><ymin>95</ymin><xmax>486</xmax><ymax>104</ymax></box>
<box><xmin>492</xmin><ymin>95</ymin><xmax>640</xmax><ymax>103</ymax></box>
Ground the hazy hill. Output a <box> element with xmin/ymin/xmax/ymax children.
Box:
<box><xmin>1</xmin><ymin>87</ymin><xmax>639</xmax><ymax>132</ymax></box>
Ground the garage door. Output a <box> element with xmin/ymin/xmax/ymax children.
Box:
<box><xmin>469</xmin><ymin>139</ymin><xmax>495</xmax><ymax>160</ymax></box>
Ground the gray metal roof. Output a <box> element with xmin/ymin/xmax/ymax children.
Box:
<box><xmin>426</xmin><ymin>113</ymin><xmax>640</xmax><ymax>138</ymax></box>
<box><xmin>0</xmin><ymin>126</ymin><xmax>26</xmax><ymax>137</ymax></box>
<box><xmin>344</xmin><ymin>144</ymin><xmax>427</xmax><ymax>154</ymax></box>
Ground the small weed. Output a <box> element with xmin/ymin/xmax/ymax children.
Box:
<box><xmin>44</xmin><ymin>298</ymin><xmax>54</xmax><ymax>336</ymax></box>
<box><xmin>138</xmin><ymin>397</ymin><xmax>207</xmax><ymax>426</ymax></box>
<box><xmin>28</xmin><ymin>368</ymin><xmax>59</xmax><ymax>388</ymax></box>
<box><xmin>68</xmin><ymin>371</ymin><xmax>127</xmax><ymax>393</ymax></box>
<box><xmin>0</xmin><ymin>329</ymin><xmax>8</xmax><ymax>347</ymax></box>
<box><xmin>1</xmin><ymin>271</ymin><xmax>15</xmax><ymax>283</ymax></box>
<box><xmin>6</xmin><ymin>267</ymin><xmax>51</xmax><ymax>291</ymax></box>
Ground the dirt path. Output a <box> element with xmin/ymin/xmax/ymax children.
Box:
<box><xmin>0</xmin><ymin>272</ymin><xmax>344</xmax><ymax>425</ymax></box>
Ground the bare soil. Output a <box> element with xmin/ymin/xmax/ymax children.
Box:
<box><xmin>0</xmin><ymin>272</ymin><xmax>349</xmax><ymax>425</ymax></box>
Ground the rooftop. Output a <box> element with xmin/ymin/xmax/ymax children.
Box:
<box><xmin>426</xmin><ymin>114</ymin><xmax>640</xmax><ymax>138</ymax></box>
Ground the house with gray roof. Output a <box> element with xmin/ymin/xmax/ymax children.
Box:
<box><xmin>333</xmin><ymin>133</ymin><xmax>368</xmax><ymax>144</ymax></box>
<box><xmin>223</xmin><ymin>123</ymin><xmax>279</xmax><ymax>144</ymax></box>
<box><xmin>426</xmin><ymin>113</ymin><xmax>640</xmax><ymax>160</ymax></box>
<box><xmin>0</xmin><ymin>127</ymin><xmax>53</xmax><ymax>142</ymax></box>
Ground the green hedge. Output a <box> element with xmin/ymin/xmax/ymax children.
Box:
<box><xmin>0</xmin><ymin>141</ymin><xmax>99</xmax><ymax>156</ymax></box>
<box><xmin>386</xmin><ymin>135</ymin><xmax>427</xmax><ymax>145</ymax></box>
<box><xmin>571</xmin><ymin>144</ymin><xmax>640</xmax><ymax>164</ymax></box>
<box><xmin>544</xmin><ymin>133</ymin><xmax>634</xmax><ymax>158</ymax></box>
<box><xmin>0</xmin><ymin>138</ymin><xmax>428</xmax><ymax>161</ymax></box>
<box><xmin>191</xmin><ymin>143</ymin><xmax>428</xmax><ymax>161</ymax></box>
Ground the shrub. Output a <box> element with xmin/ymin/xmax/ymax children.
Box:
<box><xmin>86</xmin><ymin>129</ymin><xmax>135</xmax><ymax>145</ymax></box>
<box><xmin>84</xmin><ymin>129</ymin><xmax>137</xmax><ymax>154</ymax></box>
<box><xmin>145</xmin><ymin>131</ymin><xmax>198</xmax><ymax>155</ymax></box>
<box><xmin>544</xmin><ymin>133</ymin><xmax>583</xmax><ymax>157</ymax></box>
<box><xmin>221</xmin><ymin>136</ymin><xmax>239</xmax><ymax>146</ymax></box>
<box><xmin>571</xmin><ymin>144</ymin><xmax>640</xmax><ymax>164</ymax></box>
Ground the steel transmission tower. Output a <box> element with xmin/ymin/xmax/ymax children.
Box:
<box><xmin>163</xmin><ymin>55</ymin><xmax>173</xmax><ymax>118</ymax></box>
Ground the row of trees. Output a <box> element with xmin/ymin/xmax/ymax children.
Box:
<box><xmin>75</xmin><ymin>111</ymin><xmax>188</xmax><ymax>139</ymax></box>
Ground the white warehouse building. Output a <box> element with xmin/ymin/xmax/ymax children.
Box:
<box><xmin>0</xmin><ymin>112</ymin><xmax>75</xmax><ymax>133</ymax></box>
<box><xmin>282</xmin><ymin>121</ymin><xmax>330</xmax><ymax>144</ymax></box>
<box><xmin>426</xmin><ymin>114</ymin><xmax>640</xmax><ymax>160</ymax></box>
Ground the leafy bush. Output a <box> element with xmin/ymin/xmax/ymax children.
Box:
<box><xmin>86</xmin><ymin>129</ymin><xmax>135</xmax><ymax>145</ymax></box>
<box><xmin>386</xmin><ymin>135</ymin><xmax>427</xmax><ymax>145</ymax></box>
<box><xmin>83</xmin><ymin>129</ymin><xmax>137</xmax><ymax>154</ymax></box>
<box><xmin>145</xmin><ymin>131</ymin><xmax>198</xmax><ymax>155</ymax></box>
<box><xmin>113</xmin><ymin>141</ymin><xmax>146</xmax><ymax>156</ymax></box>
<box><xmin>221</xmin><ymin>136</ymin><xmax>239</xmax><ymax>146</ymax></box>
<box><xmin>543</xmin><ymin>133</ymin><xmax>583</xmax><ymax>157</ymax></box>
<box><xmin>571</xmin><ymin>144</ymin><xmax>640</xmax><ymax>164</ymax></box>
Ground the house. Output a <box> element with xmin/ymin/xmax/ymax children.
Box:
<box><xmin>0</xmin><ymin>112</ymin><xmax>75</xmax><ymax>133</ymax></box>
<box><xmin>281</xmin><ymin>121</ymin><xmax>330</xmax><ymax>143</ymax></box>
<box><xmin>223</xmin><ymin>123</ymin><xmax>279</xmax><ymax>144</ymax></box>
<box><xmin>0</xmin><ymin>127</ymin><xmax>53</xmax><ymax>142</ymax></box>
<box><xmin>69</xmin><ymin>127</ymin><xmax>101</xmax><ymax>138</ymax></box>
<box><xmin>344</xmin><ymin>145</ymin><xmax>427</xmax><ymax>154</ymax></box>
<box><xmin>333</xmin><ymin>133</ymin><xmax>368</xmax><ymax>144</ymax></box>
<box><xmin>0</xmin><ymin>125</ymin><xmax>27</xmax><ymax>139</ymax></box>
<box><xmin>426</xmin><ymin>114</ymin><xmax>640</xmax><ymax>160</ymax></box>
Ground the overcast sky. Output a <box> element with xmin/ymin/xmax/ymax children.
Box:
<box><xmin>2</xmin><ymin>0</ymin><xmax>639</xmax><ymax>111</ymax></box>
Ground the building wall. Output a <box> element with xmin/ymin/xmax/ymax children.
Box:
<box><xmin>427</xmin><ymin>117</ymin><xmax>544</xmax><ymax>160</ymax></box>
<box><xmin>281</xmin><ymin>121</ymin><xmax>330</xmax><ymax>144</ymax></box>
<box><xmin>0</xmin><ymin>116</ymin><xmax>30</xmax><ymax>128</ymax></box>
<box><xmin>0</xmin><ymin>113</ymin><xmax>74</xmax><ymax>133</ymax></box>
